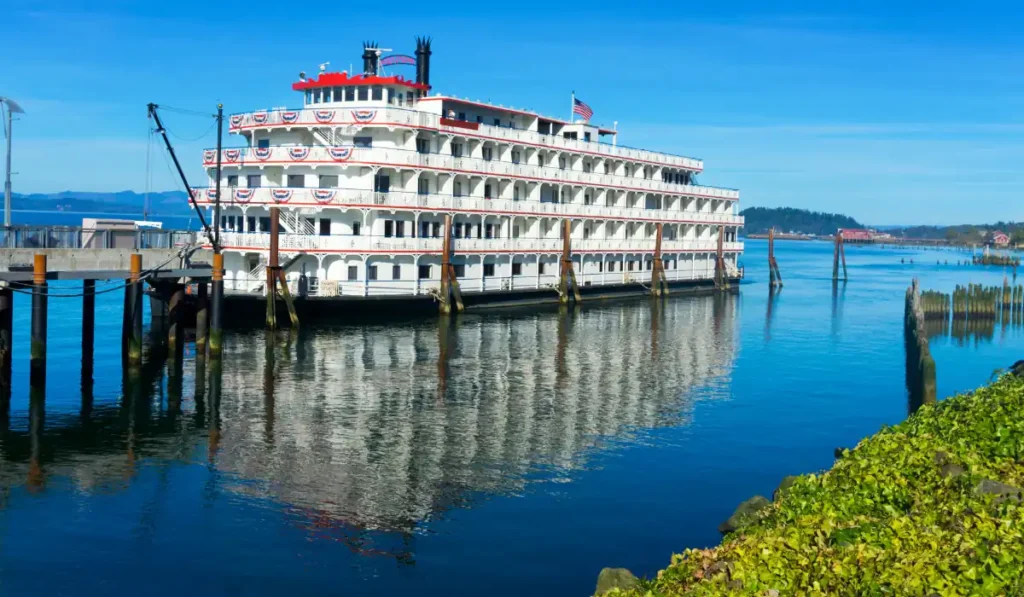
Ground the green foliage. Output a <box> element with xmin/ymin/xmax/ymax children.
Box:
<box><xmin>739</xmin><ymin>207</ymin><xmax>863</xmax><ymax>236</ymax></box>
<box><xmin>616</xmin><ymin>374</ymin><xmax>1024</xmax><ymax>596</ymax></box>
<box><xmin>895</xmin><ymin>222</ymin><xmax>1024</xmax><ymax>243</ymax></box>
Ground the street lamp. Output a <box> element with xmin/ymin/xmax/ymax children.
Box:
<box><xmin>1</xmin><ymin>97</ymin><xmax>25</xmax><ymax>229</ymax></box>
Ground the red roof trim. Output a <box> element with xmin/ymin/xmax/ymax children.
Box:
<box><xmin>292</xmin><ymin>72</ymin><xmax>430</xmax><ymax>92</ymax></box>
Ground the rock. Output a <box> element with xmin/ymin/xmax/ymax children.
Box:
<box><xmin>595</xmin><ymin>568</ymin><xmax>639</xmax><ymax>595</ymax></box>
<box><xmin>718</xmin><ymin>495</ymin><xmax>771</xmax><ymax>534</ymax></box>
<box><xmin>766</xmin><ymin>590</ymin><xmax>780</xmax><ymax>597</ymax></box>
<box><xmin>773</xmin><ymin>475</ymin><xmax>800</xmax><ymax>502</ymax></box>
<box><xmin>974</xmin><ymin>479</ymin><xmax>1024</xmax><ymax>505</ymax></box>
<box><xmin>1011</xmin><ymin>360</ymin><xmax>1024</xmax><ymax>377</ymax></box>
<box><xmin>939</xmin><ymin>463</ymin><xmax>965</xmax><ymax>478</ymax></box>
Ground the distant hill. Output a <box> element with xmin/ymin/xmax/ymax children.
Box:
<box><xmin>740</xmin><ymin>207</ymin><xmax>864</xmax><ymax>236</ymax></box>
<box><xmin>891</xmin><ymin>223</ymin><xmax>1024</xmax><ymax>244</ymax></box>
<box><xmin>12</xmin><ymin>191</ymin><xmax>193</xmax><ymax>217</ymax></box>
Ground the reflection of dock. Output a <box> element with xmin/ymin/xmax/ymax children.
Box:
<box><xmin>0</xmin><ymin>295</ymin><xmax>738</xmax><ymax>560</ymax></box>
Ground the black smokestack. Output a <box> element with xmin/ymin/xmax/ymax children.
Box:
<box><xmin>362</xmin><ymin>41</ymin><xmax>378</xmax><ymax>76</ymax></box>
<box><xmin>415</xmin><ymin>37</ymin><xmax>432</xmax><ymax>86</ymax></box>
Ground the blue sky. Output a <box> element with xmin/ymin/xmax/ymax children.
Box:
<box><xmin>2</xmin><ymin>0</ymin><xmax>1023</xmax><ymax>225</ymax></box>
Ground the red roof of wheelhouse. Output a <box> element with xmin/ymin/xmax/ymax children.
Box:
<box><xmin>292</xmin><ymin>72</ymin><xmax>430</xmax><ymax>92</ymax></box>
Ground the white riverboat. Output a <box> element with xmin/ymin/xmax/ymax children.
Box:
<box><xmin>196</xmin><ymin>39</ymin><xmax>743</xmax><ymax>305</ymax></box>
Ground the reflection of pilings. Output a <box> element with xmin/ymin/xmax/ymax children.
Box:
<box><xmin>765</xmin><ymin>286</ymin><xmax>779</xmax><ymax>341</ymax></box>
<box><xmin>207</xmin><ymin>359</ymin><xmax>223</xmax><ymax>463</ymax></box>
<box><xmin>193</xmin><ymin>355</ymin><xmax>207</xmax><ymax>430</ymax></box>
<box><xmin>263</xmin><ymin>333</ymin><xmax>276</xmax><ymax>445</ymax></box>
<box><xmin>437</xmin><ymin>316</ymin><xmax>453</xmax><ymax>399</ymax></box>
<box><xmin>831</xmin><ymin>280</ymin><xmax>846</xmax><ymax>338</ymax></box>
<box><xmin>0</xmin><ymin>285</ymin><xmax>11</xmax><ymax>393</ymax></box>
<box><xmin>27</xmin><ymin>385</ymin><xmax>45</xmax><ymax>491</ymax></box>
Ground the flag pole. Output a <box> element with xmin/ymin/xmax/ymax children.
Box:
<box><xmin>570</xmin><ymin>91</ymin><xmax>574</xmax><ymax>124</ymax></box>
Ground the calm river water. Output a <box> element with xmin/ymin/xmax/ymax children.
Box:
<box><xmin>1</xmin><ymin>240</ymin><xmax>1021</xmax><ymax>595</ymax></box>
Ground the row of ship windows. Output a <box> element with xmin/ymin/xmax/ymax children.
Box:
<box><xmin>306</xmin><ymin>86</ymin><xmax>424</xmax><ymax>106</ymax></box>
<box><xmin>340</xmin><ymin>259</ymin><xmax>664</xmax><ymax>283</ymax></box>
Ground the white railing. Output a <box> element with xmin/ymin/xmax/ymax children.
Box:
<box><xmin>278</xmin><ymin>209</ymin><xmax>316</xmax><ymax>235</ymax></box>
<box><xmin>204</xmin><ymin>144</ymin><xmax>738</xmax><ymax>201</ymax></box>
<box><xmin>215</xmin><ymin>231</ymin><xmax>743</xmax><ymax>256</ymax></box>
<box><xmin>227</xmin><ymin>106</ymin><xmax>705</xmax><ymax>172</ymax></box>
<box><xmin>198</xmin><ymin>186</ymin><xmax>744</xmax><ymax>228</ymax></box>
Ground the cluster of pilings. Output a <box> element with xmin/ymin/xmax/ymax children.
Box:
<box><xmin>919</xmin><ymin>290</ymin><xmax>951</xmax><ymax>320</ymax></box>
<box><xmin>949</xmin><ymin>282</ymin><xmax>1024</xmax><ymax>320</ymax></box>
<box><xmin>905</xmin><ymin>279</ymin><xmax>937</xmax><ymax>412</ymax></box>
<box><xmin>972</xmin><ymin>254</ymin><xmax>1020</xmax><ymax>267</ymax></box>
<box><xmin>0</xmin><ymin>251</ymin><xmax>224</xmax><ymax>399</ymax></box>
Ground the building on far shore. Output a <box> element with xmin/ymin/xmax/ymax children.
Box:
<box><xmin>990</xmin><ymin>231</ymin><xmax>1011</xmax><ymax>247</ymax></box>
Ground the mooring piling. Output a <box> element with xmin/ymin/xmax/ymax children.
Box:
<box><xmin>266</xmin><ymin>207</ymin><xmax>279</xmax><ymax>330</ymax></box>
<box><xmin>81</xmin><ymin>279</ymin><xmax>95</xmax><ymax>389</ymax></box>
<box><xmin>0</xmin><ymin>284</ymin><xmax>12</xmax><ymax>390</ymax></box>
<box><xmin>196</xmin><ymin>281</ymin><xmax>209</xmax><ymax>355</ymax></box>
<box><xmin>559</xmin><ymin>219</ymin><xmax>582</xmax><ymax>303</ymax></box>
<box><xmin>123</xmin><ymin>254</ymin><xmax>144</xmax><ymax>366</ymax></box>
<box><xmin>832</xmin><ymin>230</ymin><xmax>848</xmax><ymax>281</ymax></box>
<box><xmin>30</xmin><ymin>254</ymin><xmax>48</xmax><ymax>387</ymax></box>
<box><xmin>167</xmin><ymin>282</ymin><xmax>186</xmax><ymax>363</ymax></box>
<box><xmin>714</xmin><ymin>225</ymin><xmax>728</xmax><ymax>290</ymax></box>
<box><xmin>210</xmin><ymin>252</ymin><xmax>224</xmax><ymax>358</ymax></box>
<box><xmin>768</xmin><ymin>228</ymin><xmax>783</xmax><ymax>288</ymax></box>
<box><xmin>651</xmin><ymin>223</ymin><xmax>669</xmax><ymax>296</ymax></box>
<box><xmin>905</xmin><ymin>279</ymin><xmax>937</xmax><ymax>413</ymax></box>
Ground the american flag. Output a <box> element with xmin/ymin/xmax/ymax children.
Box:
<box><xmin>573</xmin><ymin>97</ymin><xmax>594</xmax><ymax>121</ymax></box>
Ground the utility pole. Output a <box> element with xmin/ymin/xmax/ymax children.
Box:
<box><xmin>214</xmin><ymin>104</ymin><xmax>223</xmax><ymax>250</ymax></box>
<box><xmin>1</xmin><ymin>97</ymin><xmax>25</xmax><ymax>230</ymax></box>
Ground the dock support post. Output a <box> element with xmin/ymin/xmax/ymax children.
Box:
<box><xmin>559</xmin><ymin>219</ymin><xmax>582</xmax><ymax>304</ymax></box>
<box><xmin>210</xmin><ymin>253</ymin><xmax>224</xmax><ymax>359</ymax></box>
<box><xmin>266</xmin><ymin>206</ymin><xmax>279</xmax><ymax>330</ymax></box>
<box><xmin>30</xmin><ymin>254</ymin><xmax>48</xmax><ymax>387</ymax></box>
<box><xmin>81</xmin><ymin>279</ymin><xmax>95</xmax><ymax>390</ymax></box>
<box><xmin>0</xmin><ymin>285</ymin><xmax>12</xmax><ymax>391</ymax></box>
<box><xmin>438</xmin><ymin>214</ymin><xmax>464</xmax><ymax>314</ymax></box>
<box><xmin>714</xmin><ymin>226</ymin><xmax>728</xmax><ymax>290</ymax></box>
<box><xmin>651</xmin><ymin>223</ymin><xmax>668</xmax><ymax>296</ymax></box>
<box><xmin>167</xmin><ymin>283</ymin><xmax>185</xmax><ymax>360</ymax></box>
<box><xmin>768</xmin><ymin>228</ymin><xmax>783</xmax><ymax>288</ymax></box>
<box><xmin>125</xmin><ymin>254</ymin><xmax>144</xmax><ymax>366</ymax></box>
<box><xmin>196</xmin><ymin>281</ymin><xmax>209</xmax><ymax>356</ymax></box>
<box><xmin>833</xmin><ymin>230</ymin><xmax>848</xmax><ymax>281</ymax></box>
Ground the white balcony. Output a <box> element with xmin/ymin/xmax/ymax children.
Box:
<box><xmin>195</xmin><ymin>187</ymin><xmax>744</xmax><ymax>228</ymax></box>
<box><xmin>227</xmin><ymin>106</ymin><xmax>705</xmax><ymax>172</ymax></box>
<box><xmin>203</xmin><ymin>145</ymin><xmax>739</xmax><ymax>202</ymax></box>
<box><xmin>215</xmin><ymin>231</ymin><xmax>743</xmax><ymax>256</ymax></box>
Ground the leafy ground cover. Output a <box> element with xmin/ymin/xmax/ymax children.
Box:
<box><xmin>608</xmin><ymin>373</ymin><xmax>1024</xmax><ymax>596</ymax></box>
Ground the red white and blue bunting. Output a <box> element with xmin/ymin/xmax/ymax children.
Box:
<box><xmin>224</xmin><ymin>149</ymin><xmax>241</xmax><ymax>162</ymax></box>
<box><xmin>281</xmin><ymin>111</ymin><xmax>299</xmax><ymax>124</ymax></box>
<box><xmin>234</xmin><ymin>188</ymin><xmax>254</xmax><ymax>203</ymax></box>
<box><xmin>311</xmin><ymin>189</ymin><xmax>336</xmax><ymax>204</ymax></box>
<box><xmin>252</xmin><ymin>112</ymin><xmax>269</xmax><ymax>125</ymax></box>
<box><xmin>314</xmin><ymin>110</ymin><xmax>335</xmax><ymax>123</ymax></box>
<box><xmin>351</xmin><ymin>109</ymin><xmax>376</xmax><ymax>123</ymax></box>
<box><xmin>328</xmin><ymin>146</ymin><xmax>353</xmax><ymax>161</ymax></box>
<box><xmin>190</xmin><ymin>188</ymin><xmax>203</xmax><ymax>201</ymax></box>
<box><xmin>288</xmin><ymin>147</ymin><xmax>310</xmax><ymax>161</ymax></box>
<box><xmin>271</xmin><ymin>189</ymin><xmax>293</xmax><ymax>203</ymax></box>
<box><xmin>207</xmin><ymin>189</ymin><xmax>218</xmax><ymax>201</ymax></box>
<box><xmin>253</xmin><ymin>147</ymin><xmax>271</xmax><ymax>161</ymax></box>
<box><xmin>203</xmin><ymin>150</ymin><xmax>216</xmax><ymax>164</ymax></box>
<box><xmin>229</xmin><ymin>115</ymin><xmax>244</xmax><ymax>128</ymax></box>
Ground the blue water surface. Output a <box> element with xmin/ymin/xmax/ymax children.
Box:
<box><xmin>0</xmin><ymin>238</ymin><xmax>1021</xmax><ymax>596</ymax></box>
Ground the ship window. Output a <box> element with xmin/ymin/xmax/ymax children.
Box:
<box><xmin>334</xmin><ymin>87</ymin><xmax>344</xmax><ymax>101</ymax></box>
<box><xmin>476</xmin><ymin>115</ymin><xmax>483</xmax><ymax>123</ymax></box>
<box><xmin>432</xmin><ymin>222</ymin><xmax>440</xmax><ymax>237</ymax></box>
<box><xmin>420</xmin><ymin>221</ymin><xmax>430</xmax><ymax>237</ymax></box>
<box><xmin>323</xmin><ymin>88</ymin><xmax>332</xmax><ymax>102</ymax></box>
<box><xmin>628</xmin><ymin>261</ymin><xmax>635</xmax><ymax>271</ymax></box>
<box><xmin>453</xmin><ymin>181</ymin><xmax>462</xmax><ymax>197</ymax></box>
<box><xmin>258</xmin><ymin>139</ymin><xmax>270</xmax><ymax>149</ymax></box>
<box><xmin>352</xmin><ymin>221</ymin><xmax>361</xmax><ymax>235</ymax></box>
<box><xmin>416</xmin><ymin>138</ymin><xmax>430</xmax><ymax>154</ymax></box>
<box><xmin>513</xmin><ymin>225</ymin><xmax>520</xmax><ymax>238</ymax></box>
<box><xmin>368</xmin><ymin>265</ymin><xmax>377</xmax><ymax>280</ymax></box>
<box><xmin>482</xmin><ymin>146</ymin><xmax>492</xmax><ymax>161</ymax></box>
<box><xmin>227</xmin><ymin>175</ymin><xmax>238</xmax><ymax>186</ymax></box>
<box><xmin>513</xmin><ymin>186</ymin><xmax>520</xmax><ymax>201</ymax></box>
<box><xmin>483</xmin><ymin>263</ymin><xmax>495</xmax><ymax>277</ymax></box>
<box><xmin>395</xmin><ymin>221</ymin><xmax>405</xmax><ymax>238</ymax></box>
<box><xmin>371</xmin><ymin>86</ymin><xmax>383</xmax><ymax>101</ymax></box>
<box><xmin>247</xmin><ymin>175</ymin><xmax>262</xmax><ymax>188</ymax></box>
<box><xmin>319</xmin><ymin>219</ymin><xmax>331</xmax><ymax>236</ymax></box>
<box><xmin>604</xmin><ymin>162</ymin><xmax>609</xmax><ymax>174</ymax></box>
<box><xmin>454</xmin><ymin>264</ymin><xmax>465</xmax><ymax>278</ymax></box>
<box><xmin>457</xmin><ymin>111</ymin><xmax>466</xmax><ymax>121</ymax></box>
<box><xmin>354</xmin><ymin>136</ymin><xmax>373</xmax><ymax>148</ymax></box>
<box><xmin>493</xmin><ymin>118</ymin><xmax>500</xmax><ymax>127</ymax></box>
<box><xmin>647</xmin><ymin>260</ymin><xmax>653</xmax><ymax>270</ymax></box>
<box><xmin>407</xmin><ymin>91</ymin><xmax>414</xmax><ymax>104</ymax></box>
<box><xmin>484</xmin><ymin>184</ymin><xmax>492</xmax><ymax>199</ymax></box>
<box><xmin>512</xmin><ymin>262</ymin><xmax>522</xmax><ymax>276</ymax></box>
<box><xmin>418</xmin><ymin>265</ymin><xmax>431</xmax><ymax>280</ymax></box>
<box><xmin>345</xmin><ymin>87</ymin><xmax>355</xmax><ymax>101</ymax></box>
<box><xmin>598</xmin><ymin>261</ymin><xmax>603</xmax><ymax>272</ymax></box>
<box><xmin>418</xmin><ymin>177</ymin><xmax>429</xmax><ymax>195</ymax></box>
<box><xmin>559</xmin><ymin>157</ymin><xmax>566</xmax><ymax>170</ymax></box>
<box><xmin>451</xmin><ymin>143</ymin><xmax>463</xmax><ymax>157</ymax></box>
<box><xmin>392</xmin><ymin>264</ymin><xmax>401</xmax><ymax>280</ymax></box>
<box><xmin>387</xmin><ymin>88</ymin><xmax>395</xmax><ymax>104</ymax></box>
<box><xmin>348</xmin><ymin>266</ymin><xmax>357</xmax><ymax>281</ymax></box>
<box><xmin>312</xmin><ymin>90</ymin><xmax>320</xmax><ymax>104</ymax></box>
<box><xmin>384</xmin><ymin>221</ymin><xmax>394</xmax><ymax>238</ymax></box>
<box><xmin>511</xmin><ymin>150</ymin><xmax>520</xmax><ymax>164</ymax></box>
<box><xmin>305</xmin><ymin>90</ymin><xmax>311</xmax><ymax>104</ymax></box>
<box><xmin>584</xmin><ymin>132</ymin><xmax>591</xmax><ymax>142</ymax></box>
<box><xmin>485</xmin><ymin>223</ymin><xmax>493</xmax><ymax>238</ymax></box>
<box><xmin>319</xmin><ymin>175</ymin><xmax>338</xmax><ymax>188</ymax></box>
<box><xmin>287</xmin><ymin>174</ymin><xmax>304</xmax><ymax>188</ymax></box>
<box><xmin>538</xmin><ymin>262</ymin><xmax>546</xmax><ymax>275</ymax></box>
<box><xmin>358</xmin><ymin>87</ymin><xmax>369</xmax><ymax>101</ymax></box>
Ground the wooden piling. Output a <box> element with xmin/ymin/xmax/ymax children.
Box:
<box><xmin>832</xmin><ymin>230</ymin><xmax>848</xmax><ymax>281</ymax></box>
<box><xmin>558</xmin><ymin>219</ymin><xmax>582</xmax><ymax>303</ymax></box>
<box><xmin>125</xmin><ymin>254</ymin><xmax>144</xmax><ymax>366</ymax></box>
<box><xmin>266</xmin><ymin>206</ymin><xmax>279</xmax><ymax>330</ymax></box>
<box><xmin>905</xmin><ymin>279</ymin><xmax>937</xmax><ymax>412</ymax></box>
<box><xmin>440</xmin><ymin>214</ymin><xmax>453</xmax><ymax>314</ymax></box>
<box><xmin>30</xmin><ymin>254</ymin><xmax>48</xmax><ymax>387</ymax></box>
<box><xmin>196</xmin><ymin>281</ymin><xmax>209</xmax><ymax>355</ymax></box>
<box><xmin>0</xmin><ymin>285</ymin><xmax>12</xmax><ymax>390</ymax></box>
<box><xmin>714</xmin><ymin>225</ymin><xmax>728</xmax><ymax>289</ymax></box>
<box><xmin>81</xmin><ymin>279</ymin><xmax>95</xmax><ymax>387</ymax></box>
<box><xmin>209</xmin><ymin>253</ymin><xmax>224</xmax><ymax>359</ymax></box>
<box><xmin>768</xmin><ymin>228</ymin><xmax>783</xmax><ymax>288</ymax></box>
<box><xmin>651</xmin><ymin>223</ymin><xmax>669</xmax><ymax>296</ymax></box>
<box><xmin>167</xmin><ymin>283</ymin><xmax>185</xmax><ymax>357</ymax></box>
